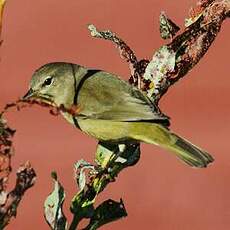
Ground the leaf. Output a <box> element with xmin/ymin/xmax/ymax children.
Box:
<box><xmin>84</xmin><ymin>199</ymin><xmax>127</xmax><ymax>230</ymax></box>
<box><xmin>95</xmin><ymin>142</ymin><xmax>140</xmax><ymax>169</ymax></box>
<box><xmin>44</xmin><ymin>172</ymin><xmax>67</xmax><ymax>230</ymax></box>
<box><xmin>119</xmin><ymin>143</ymin><xmax>140</xmax><ymax>167</ymax></box>
<box><xmin>159</xmin><ymin>11</ymin><xmax>180</xmax><ymax>39</ymax></box>
<box><xmin>70</xmin><ymin>190</ymin><xmax>94</xmax><ymax>229</ymax></box>
<box><xmin>95</xmin><ymin>143</ymin><xmax>117</xmax><ymax>168</ymax></box>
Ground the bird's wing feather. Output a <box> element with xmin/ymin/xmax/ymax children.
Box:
<box><xmin>76</xmin><ymin>70</ymin><xmax>169</xmax><ymax>125</ymax></box>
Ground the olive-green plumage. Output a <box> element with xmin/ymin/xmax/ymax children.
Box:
<box><xmin>24</xmin><ymin>62</ymin><xmax>214</xmax><ymax>168</ymax></box>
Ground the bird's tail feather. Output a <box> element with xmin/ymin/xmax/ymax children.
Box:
<box><xmin>131</xmin><ymin>123</ymin><xmax>214</xmax><ymax>168</ymax></box>
<box><xmin>166</xmin><ymin>133</ymin><xmax>214</xmax><ymax>168</ymax></box>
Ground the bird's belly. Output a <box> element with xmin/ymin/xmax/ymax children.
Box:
<box><xmin>77</xmin><ymin>118</ymin><xmax>132</xmax><ymax>142</ymax></box>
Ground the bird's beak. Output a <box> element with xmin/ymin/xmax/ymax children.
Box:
<box><xmin>22</xmin><ymin>88</ymin><xmax>35</xmax><ymax>100</ymax></box>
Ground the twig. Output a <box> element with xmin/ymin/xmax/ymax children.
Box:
<box><xmin>88</xmin><ymin>24</ymin><xmax>148</xmax><ymax>89</ymax></box>
<box><xmin>1</xmin><ymin>99</ymin><xmax>81</xmax><ymax>117</ymax></box>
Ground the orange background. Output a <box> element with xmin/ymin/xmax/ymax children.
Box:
<box><xmin>0</xmin><ymin>0</ymin><xmax>229</xmax><ymax>229</ymax></box>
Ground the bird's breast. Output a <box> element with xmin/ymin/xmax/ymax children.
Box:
<box><xmin>77</xmin><ymin>118</ymin><xmax>132</xmax><ymax>142</ymax></box>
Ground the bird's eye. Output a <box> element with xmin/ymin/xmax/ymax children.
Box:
<box><xmin>43</xmin><ymin>76</ymin><xmax>53</xmax><ymax>86</ymax></box>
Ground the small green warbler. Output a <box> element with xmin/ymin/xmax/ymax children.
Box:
<box><xmin>23</xmin><ymin>62</ymin><xmax>214</xmax><ymax>168</ymax></box>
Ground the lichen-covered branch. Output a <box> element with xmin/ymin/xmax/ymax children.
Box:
<box><xmin>145</xmin><ymin>0</ymin><xmax>230</xmax><ymax>102</ymax></box>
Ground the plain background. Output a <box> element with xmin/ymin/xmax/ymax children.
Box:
<box><xmin>0</xmin><ymin>0</ymin><xmax>229</xmax><ymax>229</ymax></box>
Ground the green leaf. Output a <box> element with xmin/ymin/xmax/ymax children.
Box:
<box><xmin>96</xmin><ymin>142</ymin><xmax>140</xmax><ymax>169</ymax></box>
<box><xmin>70</xmin><ymin>189</ymin><xmax>94</xmax><ymax>229</ymax></box>
<box><xmin>44</xmin><ymin>172</ymin><xmax>67</xmax><ymax>230</ymax></box>
<box><xmin>84</xmin><ymin>199</ymin><xmax>127</xmax><ymax>230</ymax></box>
<box><xmin>95</xmin><ymin>143</ymin><xmax>115</xmax><ymax>168</ymax></box>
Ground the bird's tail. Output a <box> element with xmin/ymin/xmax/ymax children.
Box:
<box><xmin>166</xmin><ymin>133</ymin><xmax>214</xmax><ymax>167</ymax></box>
<box><xmin>130</xmin><ymin>123</ymin><xmax>214</xmax><ymax>168</ymax></box>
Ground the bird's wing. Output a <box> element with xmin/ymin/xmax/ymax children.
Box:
<box><xmin>75</xmin><ymin>70</ymin><xmax>170</xmax><ymax>125</ymax></box>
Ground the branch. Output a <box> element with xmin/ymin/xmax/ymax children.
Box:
<box><xmin>144</xmin><ymin>0</ymin><xmax>230</xmax><ymax>102</ymax></box>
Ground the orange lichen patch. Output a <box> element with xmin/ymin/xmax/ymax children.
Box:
<box><xmin>188</xmin><ymin>5</ymin><xmax>204</xmax><ymax>19</ymax></box>
<box><xmin>198</xmin><ymin>0</ymin><xmax>215</xmax><ymax>7</ymax></box>
<box><xmin>0</xmin><ymin>156</ymin><xmax>11</xmax><ymax>177</ymax></box>
<box><xmin>189</xmin><ymin>0</ymin><xmax>215</xmax><ymax>18</ymax></box>
<box><xmin>203</xmin><ymin>0</ymin><xmax>230</xmax><ymax>24</ymax></box>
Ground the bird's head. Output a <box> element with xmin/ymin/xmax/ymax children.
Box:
<box><xmin>23</xmin><ymin>62</ymin><xmax>76</xmax><ymax>108</ymax></box>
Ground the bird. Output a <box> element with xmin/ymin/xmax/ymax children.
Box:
<box><xmin>23</xmin><ymin>62</ymin><xmax>214</xmax><ymax>168</ymax></box>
